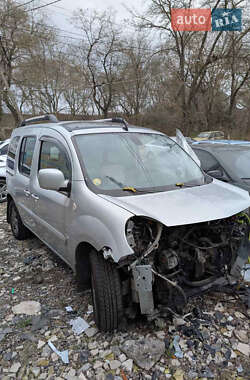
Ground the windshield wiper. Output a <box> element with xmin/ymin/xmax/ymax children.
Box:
<box><xmin>123</xmin><ymin>186</ymin><xmax>137</xmax><ymax>193</ymax></box>
<box><xmin>175</xmin><ymin>182</ymin><xmax>202</xmax><ymax>188</ymax></box>
<box><xmin>122</xmin><ymin>187</ymin><xmax>159</xmax><ymax>194</ymax></box>
<box><xmin>105</xmin><ymin>176</ymin><xmax>124</xmax><ymax>188</ymax></box>
<box><xmin>105</xmin><ymin>177</ymin><xmax>157</xmax><ymax>193</ymax></box>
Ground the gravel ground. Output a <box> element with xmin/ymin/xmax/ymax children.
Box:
<box><xmin>0</xmin><ymin>203</ymin><xmax>249</xmax><ymax>380</ymax></box>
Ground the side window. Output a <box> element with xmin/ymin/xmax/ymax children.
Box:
<box><xmin>7</xmin><ymin>137</ymin><xmax>20</xmax><ymax>169</ymax></box>
<box><xmin>19</xmin><ymin>137</ymin><xmax>36</xmax><ymax>176</ymax></box>
<box><xmin>0</xmin><ymin>144</ymin><xmax>9</xmax><ymax>155</ymax></box>
<box><xmin>193</xmin><ymin>149</ymin><xmax>219</xmax><ymax>171</ymax></box>
<box><xmin>39</xmin><ymin>140</ymin><xmax>71</xmax><ymax>181</ymax></box>
<box><xmin>8</xmin><ymin>137</ymin><xmax>20</xmax><ymax>158</ymax></box>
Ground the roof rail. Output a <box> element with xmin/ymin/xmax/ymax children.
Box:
<box><xmin>93</xmin><ymin>117</ymin><xmax>128</xmax><ymax>131</ymax></box>
<box><xmin>19</xmin><ymin>114</ymin><xmax>59</xmax><ymax>127</ymax></box>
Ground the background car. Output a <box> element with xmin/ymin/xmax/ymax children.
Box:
<box><xmin>192</xmin><ymin>142</ymin><xmax>250</xmax><ymax>193</ymax></box>
<box><xmin>0</xmin><ymin>139</ymin><xmax>10</xmax><ymax>203</ymax></box>
<box><xmin>194</xmin><ymin>131</ymin><xmax>225</xmax><ymax>141</ymax></box>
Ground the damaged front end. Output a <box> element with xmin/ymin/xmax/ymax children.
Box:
<box><xmin>122</xmin><ymin>213</ymin><xmax>250</xmax><ymax>319</ymax></box>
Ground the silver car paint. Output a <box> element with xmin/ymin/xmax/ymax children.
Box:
<box><xmin>99</xmin><ymin>179</ymin><xmax>250</xmax><ymax>227</ymax></box>
<box><xmin>67</xmin><ymin>181</ymin><xmax>134</xmax><ymax>267</ymax></box>
<box><xmin>7</xmin><ymin>122</ymin><xmax>250</xmax><ymax>272</ymax></box>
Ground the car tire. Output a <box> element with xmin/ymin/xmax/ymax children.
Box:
<box><xmin>90</xmin><ymin>250</ymin><xmax>123</xmax><ymax>332</ymax></box>
<box><xmin>0</xmin><ymin>179</ymin><xmax>7</xmax><ymax>203</ymax></box>
<box><xmin>9</xmin><ymin>200</ymin><xmax>30</xmax><ymax>240</ymax></box>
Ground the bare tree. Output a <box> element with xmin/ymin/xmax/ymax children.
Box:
<box><xmin>17</xmin><ymin>38</ymin><xmax>67</xmax><ymax>115</ymax></box>
<box><xmin>61</xmin><ymin>58</ymin><xmax>92</xmax><ymax>116</ymax></box>
<box><xmin>131</xmin><ymin>0</ymin><xmax>249</xmax><ymax>134</ymax></box>
<box><xmin>72</xmin><ymin>9</ymin><xmax>123</xmax><ymax>117</ymax></box>
<box><xmin>224</xmin><ymin>33</ymin><xmax>250</xmax><ymax>137</ymax></box>
<box><xmin>0</xmin><ymin>0</ymin><xmax>31</xmax><ymax>124</ymax></box>
<box><xmin>114</xmin><ymin>33</ymin><xmax>156</xmax><ymax>120</ymax></box>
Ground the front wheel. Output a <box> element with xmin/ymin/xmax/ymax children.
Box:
<box><xmin>90</xmin><ymin>251</ymin><xmax>123</xmax><ymax>332</ymax></box>
<box><xmin>9</xmin><ymin>200</ymin><xmax>30</xmax><ymax>240</ymax></box>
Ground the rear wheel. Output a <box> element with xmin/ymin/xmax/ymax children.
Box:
<box><xmin>90</xmin><ymin>250</ymin><xmax>123</xmax><ymax>332</ymax></box>
<box><xmin>0</xmin><ymin>179</ymin><xmax>7</xmax><ymax>203</ymax></box>
<box><xmin>9</xmin><ymin>200</ymin><xmax>30</xmax><ymax>240</ymax></box>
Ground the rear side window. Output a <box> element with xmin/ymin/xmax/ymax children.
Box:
<box><xmin>39</xmin><ymin>140</ymin><xmax>71</xmax><ymax>180</ymax></box>
<box><xmin>8</xmin><ymin>137</ymin><xmax>20</xmax><ymax>158</ymax></box>
<box><xmin>7</xmin><ymin>137</ymin><xmax>20</xmax><ymax>169</ymax></box>
<box><xmin>193</xmin><ymin>149</ymin><xmax>219</xmax><ymax>171</ymax></box>
<box><xmin>19</xmin><ymin>137</ymin><xmax>36</xmax><ymax>176</ymax></box>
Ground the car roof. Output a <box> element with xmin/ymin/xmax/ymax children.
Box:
<box><xmin>14</xmin><ymin>120</ymin><xmax>160</xmax><ymax>136</ymax></box>
<box><xmin>59</xmin><ymin>120</ymin><xmax>152</xmax><ymax>133</ymax></box>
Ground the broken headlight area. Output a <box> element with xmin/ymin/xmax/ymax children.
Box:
<box><xmin>124</xmin><ymin>214</ymin><xmax>250</xmax><ymax>318</ymax></box>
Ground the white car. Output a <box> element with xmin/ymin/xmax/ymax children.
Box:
<box><xmin>0</xmin><ymin>139</ymin><xmax>10</xmax><ymax>203</ymax></box>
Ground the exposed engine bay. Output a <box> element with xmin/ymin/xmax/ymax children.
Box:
<box><xmin>124</xmin><ymin>213</ymin><xmax>250</xmax><ymax>318</ymax></box>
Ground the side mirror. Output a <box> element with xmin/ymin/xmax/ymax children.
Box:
<box><xmin>206</xmin><ymin>169</ymin><xmax>223</xmax><ymax>180</ymax></box>
<box><xmin>38</xmin><ymin>168</ymin><xmax>67</xmax><ymax>191</ymax></box>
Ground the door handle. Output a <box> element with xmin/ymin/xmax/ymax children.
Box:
<box><xmin>31</xmin><ymin>194</ymin><xmax>39</xmax><ymax>201</ymax></box>
<box><xmin>24</xmin><ymin>189</ymin><xmax>31</xmax><ymax>197</ymax></box>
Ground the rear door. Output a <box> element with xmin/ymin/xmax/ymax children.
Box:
<box><xmin>30</xmin><ymin>131</ymin><xmax>72</xmax><ymax>257</ymax></box>
<box><xmin>14</xmin><ymin>136</ymin><xmax>37</xmax><ymax>230</ymax></box>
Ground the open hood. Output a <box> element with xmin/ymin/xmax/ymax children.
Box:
<box><xmin>99</xmin><ymin>179</ymin><xmax>250</xmax><ymax>227</ymax></box>
<box><xmin>176</xmin><ymin>129</ymin><xmax>201</xmax><ymax>166</ymax></box>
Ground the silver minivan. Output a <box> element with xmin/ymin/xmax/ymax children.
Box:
<box><xmin>6</xmin><ymin>115</ymin><xmax>250</xmax><ymax>331</ymax></box>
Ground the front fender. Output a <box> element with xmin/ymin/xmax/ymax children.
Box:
<box><xmin>67</xmin><ymin>208</ymin><xmax>134</xmax><ymax>271</ymax></box>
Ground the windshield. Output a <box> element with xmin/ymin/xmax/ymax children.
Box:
<box><xmin>218</xmin><ymin>149</ymin><xmax>250</xmax><ymax>179</ymax></box>
<box><xmin>198</xmin><ymin>132</ymin><xmax>210</xmax><ymax>138</ymax></box>
<box><xmin>74</xmin><ymin>132</ymin><xmax>205</xmax><ymax>194</ymax></box>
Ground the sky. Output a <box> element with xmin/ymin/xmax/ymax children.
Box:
<box><xmin>39</xmin><ymin>0</ymin><xmax>249</xmax><ymax>31</ymax></box>
<box><xmin>26</xmin><ymin>0</ymin><xmax>250</xmax><ymax>42</ymax></box>
<box><xmin>43</xmin><ymin>0</ymin><xmax>146</xmax><ymax>32</ymax></box>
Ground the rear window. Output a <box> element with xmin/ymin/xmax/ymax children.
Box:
<box><xmin>19</xmin><ymin>137</ymin><xmax>36</xmax><ymax>176</ymax></box>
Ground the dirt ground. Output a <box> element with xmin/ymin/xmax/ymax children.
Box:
<box><xmin>0</xmin><ymin>203</ymin><xmax>249</xmax><ymax>380</ymax></box>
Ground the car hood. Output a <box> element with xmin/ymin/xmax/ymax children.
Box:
<box><xmin>99</xmin><ymin>179</ymin><xmax>250</xmax><ymax>227</ymax></box>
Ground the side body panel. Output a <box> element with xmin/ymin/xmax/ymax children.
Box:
<box><xmin>8</xmin><ymin>136</ymin><xmax>37</xmax><ymax>230</ymax></box>
<box><xmin>29</xmin><ymin>128</ymin><xmax>73</xmax><ymax>258</ymax></box>
<box><xmin>66</xmin><ymin>181</ymin><xmax>134</xmax><ymax>271</ymax></box>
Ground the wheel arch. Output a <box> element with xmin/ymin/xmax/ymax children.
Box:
<box><xmin>75</xmin><ymin>241</ymin><xmax>97</xmax><ymax>290</ymax></box>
